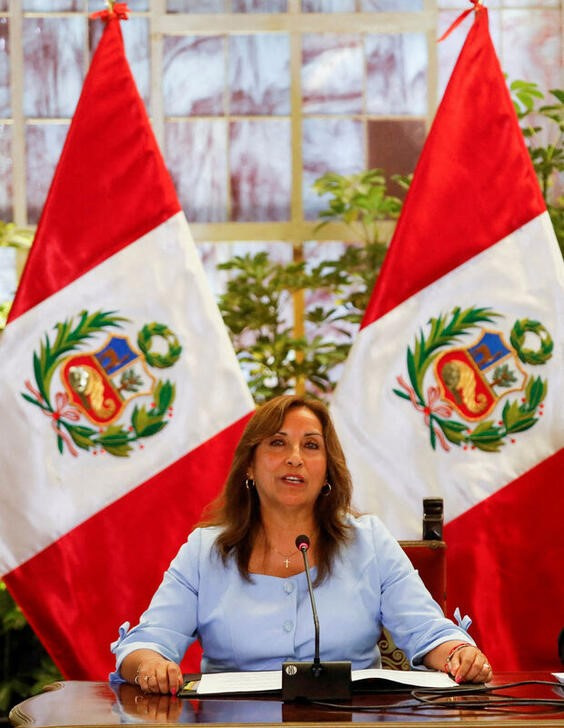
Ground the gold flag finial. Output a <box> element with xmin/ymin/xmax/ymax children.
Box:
<box><xmin>89</xmin><ymin>1</ymin><xmax>130</xmax><ymax>21</ymax></box>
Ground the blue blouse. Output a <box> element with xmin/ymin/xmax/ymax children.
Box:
<box><xmin>111</xmin><ymin>514</ymin><xmax>472</xmax><ymax>677</ymax></box>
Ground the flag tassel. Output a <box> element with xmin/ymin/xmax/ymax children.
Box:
<box><xmin>438</xmin><ymin>0</ymin><xmax>484</xmax><ymax>43</ymax></box>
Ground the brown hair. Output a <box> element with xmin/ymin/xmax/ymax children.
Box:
<box><xmin>200</xmin><ymin>395</ymin><xmax>353</xmax><ymax>584</ymax></box>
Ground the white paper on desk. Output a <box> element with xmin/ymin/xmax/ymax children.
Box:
<box><xmin>197</xmin><ymin>670</ymin><xmax>282</xmax><ymax>694</ymax></box>
<box><xmin>352</xmin><ymin>668</ymin><xmax>458</xmax><ymax>688</ymax></box>
<box><xmin>553</xmin><ymin>673</ymin><xmax>564</xmax><ymax>683</ymax></box>
<box><xmin>196</xmin><ymin>668</ymin><xmax>456</xmax><ymax>695</ymax></box>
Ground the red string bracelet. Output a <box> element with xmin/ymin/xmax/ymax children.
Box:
<box><xmin>444</xmin><ymin>642</ymin><xmax>472</xmax><ymax>672</ymax></box>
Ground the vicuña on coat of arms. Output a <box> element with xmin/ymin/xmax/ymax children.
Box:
<box><xmin>394</xmin><ymin>306</ymin><xmax>553</xmax><ymax>452</ymax></box>
<box><xmin>22</xmin><ymin>310</ymin><xmax>181</xmax><ymax>457</ymax></box>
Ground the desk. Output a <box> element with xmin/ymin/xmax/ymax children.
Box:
<box><xmin>9</xmin><ymin>672</ymin><xmax>564</xmax><ymax>728</ymax></box>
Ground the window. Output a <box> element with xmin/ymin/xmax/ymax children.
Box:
<box><xmin>0</xmin><ymin>0</ymin><xmax>560</xmax><ymax>350</ymax></box>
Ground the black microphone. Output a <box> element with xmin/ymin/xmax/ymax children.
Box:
<box><xmin>281</xmin><ymin>534</ymin><xmax>351</xmax><ymax>701</ymax></box>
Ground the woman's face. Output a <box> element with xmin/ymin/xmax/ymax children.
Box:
<box><xmin>249</xmin><ymin>406</ymin><xmax>327</xmax><ymax>516</ymax></box>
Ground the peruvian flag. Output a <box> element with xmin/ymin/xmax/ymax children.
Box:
<box><xmin>331</xmin><ymin>5</ymin><xmax>563</xmax><ymax>671</ymax></box>
<box><xmin>0</xmin><ymin>10</ymin><xmax>253</xmax><ymax>679</ymax></box>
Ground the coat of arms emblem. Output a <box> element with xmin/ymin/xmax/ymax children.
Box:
<box><xmin>394</xmin><ymin>307</ymin><xmax>553</xmax><ymax>452</ymax></box>
<box><xmin>22</xmin><ymin>310</ymin><xmax>181</xmax><ymax>457</ymax></box>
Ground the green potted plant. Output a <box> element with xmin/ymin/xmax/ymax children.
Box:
<box><xmin>217</xmin><ymin>169</ymin><xmax>405</xmax><ymax>402</ymax></box>
<box><xmin>0</xmin><ymin>583</ymin><xmax>61</xmax><ymax>717</ymax></box>
<box><xmin>0</xmin><ymin>221</ymin><xmax>34</xmax><ymax>331</ymax></box>
<box><xmin>510</xmin><ymin>80</ymin><xmax>563</xmax><ymax>255</ymax></box>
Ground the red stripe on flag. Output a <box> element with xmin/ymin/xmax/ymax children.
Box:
<box><xmin>362</xmin><ymin>8</ymin><xmax>545</xmax><ymax>327</ymax></box>
<box><xmin>3</xmin><ymin>413</ymin><xmax>252</xmax><ymax>679</ymax></box>
<box><xmin>445</xmin><ymin>448</ymin><xmax>564</xmax><ymax>671</ymax></box>
<box><xmin>9</xmin><ymin>17</ymin><xmax>180</xmax><ymax>321</ymax></box>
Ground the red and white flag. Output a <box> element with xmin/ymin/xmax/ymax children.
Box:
<box><xmin>331</xmin><ymin>5</ymin><xmax>563</xmax><ymax>671</ymax></box>
<box><xmin>0</xmin><ymin>11</ymin><xmax>253</xmax><ymax>679</ymax></box>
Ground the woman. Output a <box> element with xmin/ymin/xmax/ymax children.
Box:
<box><xmin>111</xmin><ymin>395</ymin><xmax>492</xmax><ymax>695</ymax></box>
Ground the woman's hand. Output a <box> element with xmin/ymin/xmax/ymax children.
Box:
<box><xmin>424</xmin><ymin>641</ymin><xmax>492</xmax><ymax>684</ymax></box>
<box><xmin>445</xmin><ymin>642</ymin><xmax>492</xmax><ymax>684</ymax></box>
<box><xmin>121</xmin><ymin>649</ymin><xmax>183</xmax><ymax>695</ymax></box>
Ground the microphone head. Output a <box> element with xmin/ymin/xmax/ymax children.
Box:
<box><xmin>295</xmin><ymin>534</ymin><xmax>310</xmax><ymax>551</ymax></box>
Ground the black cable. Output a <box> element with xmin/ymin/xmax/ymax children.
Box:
<box><xmin>412</xmin><ymin>680</ymin><xmax>564</xmax><ymax>712</ymax></box>
<box><xmin>310</xmin><ymin>698</ymin><xmax>426</xmax><ymax>712</ymax></box>
<box><xmin>310</xmin><ymin>680</ymin><xmax>564</xmax><ymax>714</ymax></box>
<box><xmin>414</xmin><ymin>679</ymin><xmax>562</xmax><ymax>696</ymax></box>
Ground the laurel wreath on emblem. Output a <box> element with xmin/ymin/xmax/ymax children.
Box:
<box><xmin>509</xmin><ymin>318</ymin><xmax>553</xmax><ymax>365</ymax></box>
<box><xmin>21</xmin><ymin>310</ymin><xmax>181</xmax><ymax>457</ymax></box>
<box><xmin>138</xmin><ymin>323</ymin><xmax>182</xmax><ymax>368</ymax></box>
<box><xmin>393</xmin><ymin>307</ymin><xmax>551</xmax><ymax>453</ymax></box>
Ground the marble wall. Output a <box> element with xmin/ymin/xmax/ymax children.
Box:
<box><xmin>0</xmin><ymin>1</ymin><xmax>561</xmax><ymax>324</ymax></box>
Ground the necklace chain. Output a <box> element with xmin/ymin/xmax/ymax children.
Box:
<box><xmin>269</xmin><ymin>546</ymin><xmax>299</xmax><ymax>568</ymax></box>
<box><xmin>268</xmin><ymin>540</ymin><xmax>315</xmax><ymax>569</ymax></box>
<box><xmin>262</xmin><ymin>531</ymin><xmax>315</xmax><ymax>569</ymax></box>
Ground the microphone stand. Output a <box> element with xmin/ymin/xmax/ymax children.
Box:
<box><xmin>301</xmin><ymin>541</ymin><xmax>322</xmax><ymax>677</ymax></box>
<box><xmin>281</xmin><ymin>535</ymin><xmax>351</xmax><ymax>701</ymax></box>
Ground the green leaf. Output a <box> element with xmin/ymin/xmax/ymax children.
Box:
<box><xmin>66</xmin><ymin>424</ymin><xmax>97</xmax><ymax>451</ymax></box>
<box><xmin>525</xmin><ymin>376</ymin><xmax>547</xmax><ymax>410</ymax></box>
<box><xmin>131</xmin><ymin>405</ymin><xmax>152</xmax><ymax>434</ymax></box>
<box><xmin>0</xmin><ymin>221</ymin><xmax>34</xmax><ymax>249</ymax></box>
<box><xmin>153</xmin><ymin>380</ymin><xmax>175</xmax><ymax>414</ymax></box>
<box><xmin>501</xmin><ymin>399</ymin><xmax>524</xmax><ymax>429</ymax></box>
<box><xmin>98</xmin><ymin>426</ymin><xmax>133</xmax><ymax>457</ymax></box>
<box><xmin>137</xmin><ymin>420</ymin><xmax>167</xmax><ymax>437</ymax></box>
<box><xmin>505</xmin><ymin>416</ymin><xmax>537</xmax><ymax>434</ymax></box>
<box><xmin>311</xmin><ymin>168</ymin><xmax>404</xmax><ymax>244</ymax></box>
<box><xmin>437</xmin><ymin>418</ymin><xmax>469</xmax><ymax>446</ymax></box>
<box><xmin>471</xmin><ymin>439</ymin><xmax>504</xmax><ymax>453</ymax></box>
<box><xmin>471</xmin><ymin>419</ymin><xmax>499</xmax><ymax>436</ymax></box>
<box><xmin>466</xmin><ymin>422</ymin><xmax>504</xmax><ymax>451</ymax></box>
<box><xmin>429</xmin><ymin>423</ymin><xmax>437</xmax><ymax>450</ymax></box>
<box><xmin>406</xmin><ymin>347</ymin><xmax>421</xmax><ymax>401</ymax></box>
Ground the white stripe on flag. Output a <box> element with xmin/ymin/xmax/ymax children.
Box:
<box><xmin>331</xmin><ymin>212</ymin><xmax>564</xmax><ymax>538</ymax></box>
<box><xmin>0</xmin><ymin>212</ymin><xmax>253</xmax><ymax>573</ymax></box>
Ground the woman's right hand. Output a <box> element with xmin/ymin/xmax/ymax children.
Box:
<box><xmin>121</xmin><ymin>649</ymin><xmax>183</xmax><ymax>695</ymax></box>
